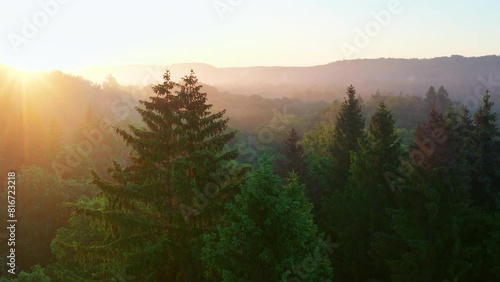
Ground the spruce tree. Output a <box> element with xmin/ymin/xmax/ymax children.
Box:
<box><xmin>471</xmin><ymin>91</ymin><xmax>500</xmax><ymax>209</ymax></box>
<box><xmin>301</xmin><ymin>122</ymin><xmax>336</xmax><ymax>209</ymax></box>
<box><xmin>326</xmin><ymin>102</ymin><xmax>402</xmax><ymax>281</ymax></box>
<box><xmin>380</xmin><ymin>106</ymin><xmax>474</xmax><ymax>282</ymax></box>
<box><xmin>424</xmin><ymin>86</ymin><xmax>437</xmax><ymax>115</ymax></box>
<box><xmin>490</xmin><ymin>198</ymin><xmax>500</xmax><ymax>278</ymax></box>
<box><xmin>276</xmin><ymin>127</ymin><xmax>306</xmax><ymax>180</ymax></box>
<box><xmin>55</xmin><ymin>70</ymin><xmax>246</xmax><ymax>281</ymax></box>
<box><xmin>329</xmin><ymin>84</ymin><xmax>365</xmax><ymax>191</ymax></box>
<box><xmin>457</xmin><ymin>91</ymin><xmax>500</xmax><ymax>280</ymax></box>
<box><xmin>435</xmin><ymin>86</ymin><xmax>452</xmax><ymax>114</ymax></box>
<box><xmin>202</xmin><ymin>157</ymin><xmax>332</xmax><ymax>282</ymax></box>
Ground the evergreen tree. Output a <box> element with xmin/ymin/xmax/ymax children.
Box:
<box><xmin>0</xmin><ymin>166</ymin><xmax>90</xmax><ymax>275</ymax></box>
<box><xmin>329</xmin><ymin>84</ymin><xmax>365</xmax><ymax>191</ymax></box>
<box><xmin>490</xmin><ymin>197</ymin><xmax>500</xmax><ymax>278</ymax></box>
<box><xmin>424</xmin><ymin>86</ymin><xmax>437</xmax><ymax>115</ymax></box>
<box><xmin>54</xmin><ymin>70</ymin><xmax>246</xmax><ymax>281</ymax></box>
<box><xmin>202</xmin><ymin>157</ymin><xmax>332</xmax><ymax>282</ymax></box>
<box><xmin>435</xmin><ymin>86</ymin><xmax>452</xmax><ymax>114</ymax></box>
<box><xmin>457</xmin><ymin>106</ymin><xmax>476</xmax><ymax>165</ymax></box>
<box><xmin>301</xmin><ymin>122</ymin><xmax>336</xmax><ymax>209</ymax></box>
<box><xmin>379</xmin><ymin>106</ymin><xmax>474</xmax><ymax>281</ymax></box>
<box><xmin>51</xmin><ymin>198</ymin><xmax>111</xmax><ymax>281</ymax></box>
<box><xmin>0</xmin><ymin>265</ymin><xmax>51</xmax><ymax>282</ymax></box>
<box><xmin>325</xmin><ymin>102</ymin><xmax>402</xmax><ymax>281</ymax></box>
<box><xmin>471</xmin><ymin>91</ymin><xmax>500</xmax><ymax>209</ymax></box>
<box><xmin>276</xmin><ymin>127</ymin><xmax>306</xmax><ymax>180</ymax></box>
<box><xmin>456</xmin><ymin>92</ymin><xmax>500</xmax><ymax>281</ymax></box>
<box><xmin>61</xmin><ymin>110</ymin><xmax>127</xmax><ymax>180</ymax></box>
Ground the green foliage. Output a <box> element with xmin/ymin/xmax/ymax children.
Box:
<box><xmin>471</xmin><ymin>91</ymin><xmax>500</xmax><ymax>208</ymax></box>
<box><xmin>0</xmin><ymin>166</ymin><xmax>91</xmax><ymax>275</ymax></box>
<box><xmin>202</xmin><ymin>157</ymin><xmax>332</xmax><ymax>281</ymax></box>
<box><xmin>301</xmin><ymin>122</ymin><xmax>336</xmax><ymax>206</ymax></box>
<box><xmin>491</xmin><ymin>197</ymin><xmax>500</xmax><ymax>277</ymax></box>
<box><xmin>276</xmin><ymin>128</ymin><xmax>306</xmax><ymax>180</ymax></box>
<box><xmin>0</xmin><ymin>61</ymin><xmax>497</xmax><ymax>281</ymax></box>
<box><xmin>0</xmin><ymin>265</ymin><xmax>50</xmax><ymax>282</ymax></box>
<box><xmin>324</xmin><ymin>102</ymin><xmax>402</xmax><ymax>281</ymax></box>
<box><xmin>329</xmin><ymin>85</ymin><xmax>365</xmax><ymax>191</ymax></box>
<box><xmin>424</xmin><ymin>86</ymin><xmax>453</xmax><ymax>115</ymax></box>
<box><xmin>377</xmin><ymin>106</ymin><xmax>476</xmax><ymax>281</ymax></box>
<box><xmin>51</xmin><ymin>198</ymin><xmax>113</xmax><ymax>281</ymax></box>
<box><xmin>52</xmin><ymin>70</ymin><xmax>247</xmax><ymax>281</ymax></box>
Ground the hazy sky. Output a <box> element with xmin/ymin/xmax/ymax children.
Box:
<box><xmin>1</xmin><ymin>0</ymin><xmax>499</xmax><ymax>71</ymax></box>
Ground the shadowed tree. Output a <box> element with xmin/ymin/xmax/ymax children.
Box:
<box><xmin>52</xmin><ymin>70</ymin><xmax>247</xmax><ymax>281</ymax></box>
<box><xmin>329</xmin><ymin>84</ymin><xmax>365</xmax><ymax>191</ymax></box>
<box><xmin>471</xmin><ymin>91</ymin><xmax>500</xmax><ymax>209</ymax></box>
<box><xmin>276</xmin><ymin>127</ymin><xmax>306</xmax><ymax>180</ymax></box>
<box><xmin>324</xmin><ymin>102</ymin><xmax>402</xmax><ymax>281</ymax></box>
<box><xmin>374</xmin><ymin>106</ymin><xmax>475</xmax><ymax>282</ymax></box>
<box><xmin>202</xmin><ymin>157</ymin><xmax>332</xmax><ymax>282</ymax></box>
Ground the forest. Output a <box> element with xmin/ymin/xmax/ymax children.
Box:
<box><xmin>0</xmin><ymin>66</ymin><xmax>499</xmax><ymax>282</ymax></box>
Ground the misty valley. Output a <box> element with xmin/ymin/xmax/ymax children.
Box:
<box><xmin>0</xmin><ymin>55</ymin><xmax>499</xmax><ymax>281</ymax></box>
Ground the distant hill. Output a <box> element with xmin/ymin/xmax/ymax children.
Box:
<box><xmin>72</xmin><ymin>55</ymin><xmax>500</xmax><ymax>102</ymax></box>
<box><xmin>1</xmin><ymin>58</ymin><xmax>499</xmax><ymax>175</ymax></box>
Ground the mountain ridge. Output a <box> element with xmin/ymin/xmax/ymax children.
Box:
<box><xmin>68</xmin><ymin>55</ymin><xmax>500</xmax><ymax>102</ymax></box>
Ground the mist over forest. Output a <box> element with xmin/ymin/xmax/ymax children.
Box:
<box><xmin>1</xmin><ymin>54</ymin><xmax>500</xmax><ymax>281</ymax></box>
<box><xmin>74</xmin><ymin>55</ymin><xmax>500</xmax><ymax>103</ymax></box>
<box><xmin>1</xmin><ymin>0</ymin><xmax>500</xmax><ymax>280</ymax></box>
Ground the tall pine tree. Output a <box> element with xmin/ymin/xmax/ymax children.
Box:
<box><xmin>276</xmin><ymin>127</ymin><xmax>306</xmax><ymax>180</ymax></box>
<box><xmin>329</xmin><ymin>84</ymin><xmax>365</xmax><ymax>191</ymax></box>
<box><xmin>325</xmin><ymin>102</ymin><xmax>402</xmax><ymax>282</ymax></box>
<box><xmin>379</xmin><ymin>106</ymin><xmax>474</xmax><ymax>282</ymax></box>
<box><xmin>424</xmin><ymin>86</ymin><xmax>437</xmax><ymax>115</ymax></box>
<box><xmin>54</xmin><ymin>70</ymin><xmax>246</xmax><ymax>281</ymax></box>
<box><xmin>471</xmin><ymin>91</ymin><xmax>500</xmax><ymax>209</ymax></box>
<box><xmin>202</xmin><ymin>157</ymin><xmax>332</xmax><ymax>282</ymax></box>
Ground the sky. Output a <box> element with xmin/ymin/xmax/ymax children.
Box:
<box><xmin>0</xmin><ymin>0</ymin><xmax>499</xmax><ymax>71</ymax></box>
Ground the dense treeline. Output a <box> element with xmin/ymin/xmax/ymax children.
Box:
<box><xmin>0</xmin><ymin>68</ymin><xmax>499</xmax><ymax>281</ymax></box>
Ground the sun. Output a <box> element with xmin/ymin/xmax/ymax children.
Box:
<box><xmin>1</xmin><ymin>66</ymin><xmax>53</xmax><ymax>100</ymax></box>
<box><xmin>0</xmin><ymin>64</ymin><xmax>56</xmax><ymax>167</ymax></box>
<box><xmin>2</xmin><ymin>58</ymin><xmax>63</xmax><ymax>72</ymax></box>
<box><xmin>8</xmin><ymin>62</ymin><xmax>53</xmax><ymax>72</ymax></box>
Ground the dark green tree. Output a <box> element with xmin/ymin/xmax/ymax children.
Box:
<box><xmin>324</xmin><ymin>102</ymin><xmax>402</xmax><ymax>281</ymax></box>
<box><xmin>435</xmin><ymin>86</ymin><xmax>452</xmax><ymax>114</ymax></box>
<box><xmin>0</xmin><ymin>265</ymin><xmax>51</xmax><ymax>282</ymax></box>
<box><xmin>301</xmin><ymin>122</ymin><xmax>336</xmax><ymax>209</ymax></box>
<box><xmin>276</xmin><ymin>127</ymin><xmax>306</xmax><ymax>180</ymax></box>
<box><xmin>490</xmin><ymin>198</ymin><xmax>500</xmax><ymax>278</ymax></box>
<box><xmin>202</xmin><ymin>157</ymin><xmax>332</xmax><ymax>282</ymax></box>
<box><xmin>329</xmin><ymin>84</ymin><xmax>365</xmax><ymax>191</ymax></box>
<box><xmin>378</xmin><ymin>106</ymin><xmax>474</xmax><ymax>282</ymax></box>
<box><xmin>53</xmin><ymin>70</ymin><xmax>246</xmax><ymax>281</ymax></box>
<box><xmin>471</xmin><ymin>91</ymin><xmax>500</xmax><ymax>209</ymax></box>
<box><xmin>424</xmin><ymin>86</ymin><xmax>437</xmax><ymax>115</ymax></box>
<box><xmin>0</xmin><ymin>166</ymin><xmax>90</xmax><ymax>276</ymax></box>
<box><xmin>455</xmin><ymin>92</ymin><xmax>500</xmax><ymax>281</ymax></box>
<box><xmin>51</xmin><ymin>198</ymin><xmax>112</xmax><ymax>281</ymax></box>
